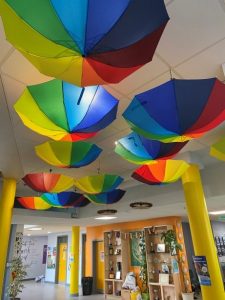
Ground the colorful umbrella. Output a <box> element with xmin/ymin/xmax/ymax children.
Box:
<box><xmin>35</xmin><ymin>140</ymin><xmax>102</xmax><ymax>168</ymax></box>
<box><xmin>123</xmin><ymin>78</ymin><xmax>225</xmax><ymax>142</ymax></box>
<box><xmin>42</xmin><ymin>192</ymin><xmax>90</xmax><ymax>208</ymax></box>
<box><xmin>132</xmin><ymin>160</ymin><xmax>190</xmax><ymax>185</ymax></box>
<box><xmin>22</xmin><ymin>173</ymin><xmax>74</xmax><ymax>193</ymax></box>
<box><xmin>16</xmin><ymin>197</ymin><xmax>51</xmax><ymax>210</ymax></box>
<box><xmin>0</xmin><ymin>1</ymin><xmax>169</xmax><ymax>86</ymax></box>
<box><xmin>115</xmin><ymin>132</ymin><xmax>188</xmax><ymax>164</ymax></box>
<box><xmin>210</xmin><ymin>138</ymin><xmax>225</xmax><ymax>161</ymax></box>
<box><xmin>14</xmin><ymin>80</ymin><xmax>119</xmax><ymax>141</ymax></box>
<box><xmin>86</xmin><ymin>189</ymin><xmax>126</xmax><ymax>205</ymax></box>
<box><xmin>74</xmin><ymin>174</ymin><xmax>123</xmax><ymax>194</ymax></box>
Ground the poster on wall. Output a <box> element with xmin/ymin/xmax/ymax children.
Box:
<box><xmin>47</xmin><ymin>246</ymin><xmax>56</xmax><ymax>269</ymax></box>
<box><xmin>193</xmin><ymin>256</ymin><xmax>211</xmax><ymax>286</ymax></box>
<box><xmin>130</xmin><ymin>232</ymin><xmax>142</xmax><ymax>266</ymax></box>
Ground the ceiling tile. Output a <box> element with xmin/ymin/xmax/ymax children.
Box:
<box><xmin>0</xmin><ymin>19</ymin><xmax>13</xmax><ymax>65</ymax></box>
<box><xmin>1</xmin><ymin>50</ymin><xmax>52</xmax><ymax>85</ymax></box>
<box><xmin>174</xmin><ymin>38</ymin><xmax>225</xmax><ymax>80</ymax></box>
<box><xmin>157</xmin><ymin>0</ymin><xmax>225</xmax><ymax>66</ymax></box>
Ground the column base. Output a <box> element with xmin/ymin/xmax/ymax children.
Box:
<box><xmin>70</xmin><ymin>293</ymin><xmax>79</xmax><ymax>297</ymax></box>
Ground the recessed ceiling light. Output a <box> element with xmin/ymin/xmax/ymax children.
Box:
<box><xmin>130</xmin><ymin>202</ymin><xmax>153</xmax><ymax>209</ymax></box>
<box><xmin>28</xmin><ymin>227</ymin><xmax>42</xmax><ymax>231</ymax></box>
<box><xmin>115</xmin><ymin>141</ymin><xmax>118</xmax><ymax>145</ymax></box>
<box><xmin>97</xmin><ymin>209</ymin><xmax>117</xmax><ymax>215</ymax></box>
<box><xmin>209</xmin><ymin>210</ymin><xmax>225</xmax><ymax>215</ymax></box>
<box><xmin>27</xmin><ymin>234</ymin><xmax>31</xmax><ymax>236</ymax></box>
<box><xmin>47</xmin><ymin>232</ymin><xmax>52</xmax><ymax>234</ymax></box>
<box><xmin>95</xmin><ymin>216</ymin><xmax>118</xmax><ymax>220</ymax></box>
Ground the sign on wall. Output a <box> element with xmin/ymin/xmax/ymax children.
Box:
<box><xmin>193</xmin><ymin>256</ymin><xmax>211</xmax><ymax>286</ymax></box>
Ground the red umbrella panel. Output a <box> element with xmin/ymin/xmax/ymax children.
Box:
<box><xmin>22</xmin><ymin>173</ymin><xmax>74</xmax><ymax>193</ymax></box>
<box><xmin>16</xmin><ymin>197</ymin><xmax>51</xmax><ymax>210</ymax></box>
<box><xmin>132</xmin><ymin>160</ymin><xmax>190</xmax><ymax>185</ymax></box>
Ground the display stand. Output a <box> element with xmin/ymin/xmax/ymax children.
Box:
<box><xmin>104</xmin><ymin>231</ymin><xmax>129</xmax><ymax>299</ymax></box>
<box><xmin>144</xmin><ymin>225</ymin><xmax>182</xmax><ymax>300</ymax></box>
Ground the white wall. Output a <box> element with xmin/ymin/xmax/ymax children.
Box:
<box><xmin>45</xmin><ymin>230</ymin><xmax>85</xmax><ymax>285</ymax></box>
<box><xmin>22</xmin><ymin>236</ymin><xmax>48</xmax><ymax>279</ymax></box>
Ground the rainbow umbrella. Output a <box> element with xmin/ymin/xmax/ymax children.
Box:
<box><xmin>115</xmin><ymin>132</ymin><xmax>188</xmax><ymax>164</ymax></box>
<box><xmin>210</xmin><ymin>138</ymin><xmax>225</xmax><ymax>161</ymax></box>
<box><xmin>0</xmin><ymin>1</ymin><xmax>169</xmax><ymax>86</ymax></box>
<box><xmin>16</xmin><ymin>197</ymin><xmax>51</xmax><ymax>210</ymax></box>
<box><xmin>123</xmin><ymin>78</ymin><xmax>225</xmax><ymax>143</ymax></box>
<box><xmin>35</xmin><ymin>141</ymin><xmax>102</xmax><ymax>168</ymax></box>
<box><xmin>42</xmin><ymin>192</ymin><xmax>90</xmax><ymax>208</ymax></box>
<box><xmin>22</xmin><ymin>173</ymin><xmax>74</xmax><ymax>193</ymax></box>
<box><xmin>14</xmin><ymin>80</ymin><xmax>119</xmax><ymax>141</ymax></box>
<box><xmin>86</xmin><ymin>189</ymin><xmax>126</xmax><ymax>205</ymax></box>
<box><xmin>132</xmin><ymin>160</ymin><xmax>190</xmax><ymax>185</ymax></box>
<box><xmin>74</xmin><ymin>174</ymin><xmax>123</xmax><ymax>194</ymax></box>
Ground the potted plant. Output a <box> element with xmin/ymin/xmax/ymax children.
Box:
<box><xmin>161</xmin><ymin>230</ymin><xmax>194</xmax><ymax>300</ymax></box>
<box><xmin>139</xmin><ymin>234</ymin><xmax>149</xmax><ymax>300</ymax></box>
<box><xmin>161</xmin><ymin>229</ymin><xmax>182</xmax><ymax>255</ymax></box>
<box><xmin>7</xmin><ymin>256</ymin><xmax>27</xmax><ymax>300</ymax></box>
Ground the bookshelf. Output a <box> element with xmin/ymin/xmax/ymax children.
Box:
<box><xmin>104</xmin><ymin>231</ymin><xmax>129</xmax><ymax>299</ymax></box>
<box><xmin>144</xmin><ymin>225</ymin><xmax>182</xmax><ymax>300</ymax></box>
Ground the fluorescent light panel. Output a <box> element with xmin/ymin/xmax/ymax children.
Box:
<box><xmin>95</xmin><ymin>216</ymin><xmax>118</xmax><ymax>220</ymax></box>
<box><xmin>28</xmin><ymin>227</ymin><xmax>42</xmax><ymax>231</ymax></box>
<box><xmin>209</xmin><ymin>210</ymin><xmax>225</xmax><ymax>215</ymax></box>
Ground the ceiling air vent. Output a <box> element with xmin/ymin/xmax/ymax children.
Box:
<box><xmin>130</xmin><ymin>202</ymin><xmax>153</xmax><ymax>209</ymax></box>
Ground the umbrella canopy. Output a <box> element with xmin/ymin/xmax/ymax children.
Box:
<box><xmin>115</xmin><ymin>132</ymin><xmax>188</xmax><ymax>164</ymax></box>
<box><xmin>210</xmin><ymin>138</ymin><xmax>225</xmax><ymax>161</ymax></box>
<box><xmin>0</xmin><ymin>0</ymin><xmax>169</xmax><ymax>86</ymax></box>
<box><xmin>123</xmin><ymin>78</ymin><xmax>225</xmax><ymax>142</ymax></box>
<box><xmin>42</xmin><ymin>192</ymin><xmax>90</xmax><ymax>207</ymax></box>
<box><xmin>16</xmin><ymin>197</ymin><xmax>51</xmax><ymax>210</ymax></box>
<box><xmin>86</xmin><ymin>189</ymin><xmax>126</xmax><ymax>205</ymax></box>
<box><xmin>22</xmin><ymin>173</ymin><xmax>74</xmax><ymax>193</ymax></box>
<box><xmin>74</xmin><ymin>174</ymin><xmax>123</xmax><ymax>194</ymax></box>
<box><xmin>35</xmin><ymin>141</ymin><xmax>102</xmax><ymax>168</ymax></box>
<box><xmin>14</xmin><ymin>80</ymin><xmax>119</xmax><ymax>141</ymax></box>
<box><xmin>132</xmin><ymin>160</ymin><xmax>190</xmax><ymax>185</ymax></box>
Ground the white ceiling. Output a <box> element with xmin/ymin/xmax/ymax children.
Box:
<box><xmin>1</xmin><ymin>0</ymin><xmax>225</xmax><ymax>227</ymax></box>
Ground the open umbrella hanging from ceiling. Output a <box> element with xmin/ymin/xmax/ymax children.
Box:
<box><xmin>35</xmin><ymin>141</ymin><xmax>102</xmax><ymax>168</ymax></box>
<box><xmin>123</xmin><ymin>78</ymin><xmax>225</xmax><ymax>143</ymax></box>
<box><xmin>74</xmin><ymin>174</ymin><xmax>123</xmax><ymax>194</ymax></box>
<box><xmin>42</xmin><ymin>192</ymin><xmax>90</xmax><ymax>208</ymax></box>
<box><xmin>14</xmin><ymin>80</ymin><xmax>119</xmax><ymax>141</ymax></box>
<box><xmin>132</xmin><ymin>160</ymin><xmax>190</xmax><ymax>185</ymax></box>
<box><xmin>85</xmin><ymin>189</ymin><xmax>126</xmax><ymax>205</ymax></box>
<box><xmin>16</xmin><ymin>197</ymin><xmax>51</xmax><ymax>210</ymax></box>
<box><xmin>0</xmin><ymin>0</ymin><xmax>169</xmax><ymax>86</ymax></box>
<box><xmin>22</xmin><ymin>173</ymin><xmax>74</xmax><ymax>193</ymax></box>
<box><xmin>210</xmin><ymin>138</ymin><xmax>225</xmax><ymax>161</ymax></box>
<box><xmin>115</xmin><ymin>132</ymin><xmax>188</xmax><ymax>164</ymax></box>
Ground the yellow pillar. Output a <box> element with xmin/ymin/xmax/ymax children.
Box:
<box><xmin>70</xmin><ymin>226</ymin><xmax>80</xmax><ymax>296</ymax></box>
<box><xmin>182</xmin><ymin>165</ymin><xmax>225</xmax><ymax>300</ymax></box>
<box><xmin>0</xmin><ymin>178</ymin><xmax>16</xmax><ymax>298</ymax></box>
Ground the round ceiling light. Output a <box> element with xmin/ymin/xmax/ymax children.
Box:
<box><xmin>97</xmin><ymin>209</ymin><xmax>117</xmax><ymax>215</ymax></box>
<box><xmin>130</xmin><ymin>202</ymin><xmax>153</xmax><ymax>209</ymax></box>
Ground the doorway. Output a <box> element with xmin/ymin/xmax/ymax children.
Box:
<box><xmin>56</xmin><ymin>236</ymin><xmax>68</xmax><ymax>284</ymax></box>
<box><xmin>93</xmin><ymin>240</ymin><xmax>104</xmax><ymax>293</ymax></box>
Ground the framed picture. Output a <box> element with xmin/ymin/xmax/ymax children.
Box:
<box><xmin>156</xmin><ymin>244</ymin><xmax>165</xmax><ymax>253</ymax></box>
<box><xmin>159</xmin><ymin>273</ymin><xmax>169</xmax><ymax>284</ymax></box>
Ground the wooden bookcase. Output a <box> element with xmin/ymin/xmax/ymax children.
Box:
<box><xmin>104</xmin><ymin>230</ymin><xmax>129</xmax><ymax>299</ymax></box>
<box><xmin>144</xmin><ymin>225</ymin><xmax>182</xmax><ymax>300</ymax></box>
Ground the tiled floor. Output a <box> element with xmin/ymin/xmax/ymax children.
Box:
<box><xmin>20</xmin><ymin>281</ymin><xmax>104</xmax><ymax>300</ymax></box>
